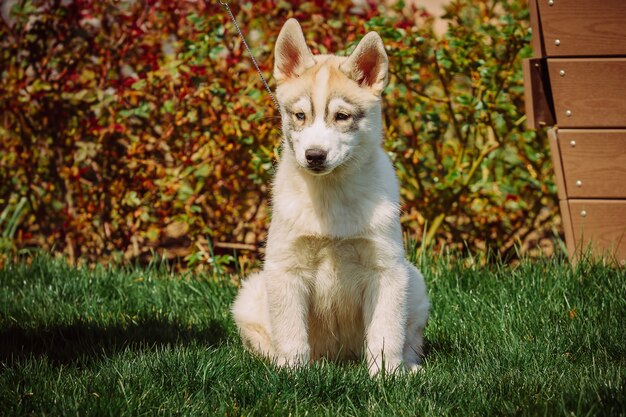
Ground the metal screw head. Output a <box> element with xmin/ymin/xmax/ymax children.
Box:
<box><xmin>565</xmin><ymin>110</ymin><xmax>572</xmax><ymax>117</ymax></box>
<box><xmin>555</xmin><ymin>39</ymin><xmax>561</xmax><ymax>46</ymax></box>
<box><xmin>559</xmin><ymin>70</ymin><xmax>566</xmax><ymax>76</ymax></box>
<box><xmin>576</xmin><ymin>180</ymin><xmax>583</xmax><ymax>187</ymax></box>
<box><xmin>570</xmin><ymin>140</ymin><xmax>576</xmax><ymax>147</ymax></box>
<box><xmin>580</xmin><ymin>210</ymin><xmax>587</xmax><ymax>218</ymax></box>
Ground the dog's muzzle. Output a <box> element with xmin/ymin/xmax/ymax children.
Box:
<box><xmin>305</xmin><ymin>148</ymin><xmax>328</xmax><ymax>173</ymax></box>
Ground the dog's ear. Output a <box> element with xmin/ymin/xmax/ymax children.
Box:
<box><xmin>340</xmin><ymin>32</ymin><xmax>388</xmax><ymax>95</ymax></box>
<box><xmin>274</xmin><ymin>19</ymin><xmax>315</xmax><ymax>83</ymax></box>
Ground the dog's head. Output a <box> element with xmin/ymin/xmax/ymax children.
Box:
<box><xmin>274</xmin><ymin>19</ymin><xmax>388</xmax><ymax>176</ymax></box>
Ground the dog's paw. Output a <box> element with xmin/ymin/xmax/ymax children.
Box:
<box><xmin>405</xmin><ymin>362</ymin><xmax>425</xmax><ymax>374</ymax></box>
<box><xmin>367</xmin><ymin>355</ymin><xmax>403</xmax><ymax>377</ymax></box>
<box><xmin>274</xmin><ymin>346</ymin><xmax>310</xmax><ymax>370</ymax></box>
<box><xmin>369</xmin><ymin>360</ymin><xmax>424</xmax><ymax>377</ymax></box>
<box><xmin>274</xmin><ymin>355</ymin><xmax>303</xmax><ymax>368</ymax></box>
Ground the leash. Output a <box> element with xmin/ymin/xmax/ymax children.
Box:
<box><xmin>219</xmin><ymin>0</ymin><xmax>281</xmax><ymax>111</ymax></box>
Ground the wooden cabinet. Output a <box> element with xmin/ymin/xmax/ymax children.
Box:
<box><xmin>525</xmin><ymin>0</ymin><xmax>626</xmax><ymax>266</ymax></box>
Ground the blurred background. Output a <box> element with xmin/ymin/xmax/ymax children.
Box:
<box><xmin>0</xmin><ymin>0</ymin><xmax>559</xmax><ymax>272</ymax></box>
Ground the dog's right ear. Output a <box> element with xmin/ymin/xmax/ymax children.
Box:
<box><xmin>274</xmin><ymin>19</ymin><xmax>315</xmax><ymax>83</ymax></box>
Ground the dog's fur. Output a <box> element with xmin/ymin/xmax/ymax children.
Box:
<box><xmin>232</xmin><ymin>19</ymin><xmax>429</xmax><ymax>375</ymax></box>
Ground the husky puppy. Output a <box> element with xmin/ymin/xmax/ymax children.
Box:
<box><xmin>232</xmin><ymin>19</ymin><xmax>429</xmax><ymax>375</ymax></box>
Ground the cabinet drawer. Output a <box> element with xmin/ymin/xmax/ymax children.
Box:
<box><xmin>547</xmin><ymin>58</ymin><xmax>626</xmax><ymax>128</ymax></box>
<box><xmin>536</xmin><ymin>0</ymin><xmax>626</xmax><ymax>57</ymax></box>
<box><xmin>565</xmin><ymin>199</ymin><xmax>626</xmax><ymax>265</ymax></box>
<box><xmin>557</xmin><ymin>130</ymin><xmax>626</xmax><ymax>198</ymax></box>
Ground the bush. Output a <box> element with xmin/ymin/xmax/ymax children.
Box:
<box><xmin>0</xmin><ymin>0</ymin><xmax>557</xmax><ymax>269</ymax></box>
<box><xmin>375</xmin><ymin>1</ymin><xmax>558</xmax><ymax>259</ymax></box>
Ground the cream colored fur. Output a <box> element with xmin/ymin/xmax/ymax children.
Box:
<box><xmin>232</xmin><ymin>19</ymin><xmax>429</xmax><ymax>376</ymax></box>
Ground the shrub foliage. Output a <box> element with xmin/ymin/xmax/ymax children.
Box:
<box><xmin>0</xmin><ymin>0</ymin><xmax>557</xmax><ymax>268</ymax></box>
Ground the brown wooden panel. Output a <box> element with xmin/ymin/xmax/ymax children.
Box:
<box><xmin>529</xmin><ymin>0</ymin><xmax>545</xmax><ymax>57</ymax></box>
<box><xmin>557</xmin><ymin>130</ymin><xmax>626</xmax><ymax>198</ymax></box>
<box><xmin>548</xmin><ymin>128</ymin><xmax>567</xmax><ymax>200</ymax></box>
<box><xmin>548</xmin><ymin>58</ymin><xmax>626</xmax><ymax>128</ymax></box>
<box><xmin>559</xmin><ymin>199</ymin><xmax>576</xmax><ymax>262</ymax></box>
<box><xmin>523</xmin><ymin>58</ymin><xmax>556</xmax><ymax>129</ymax></box>
<box><xmin>537</xmin><ymin>0</ymin><xmax>626</xmax><ymax>57</ymax></box>
<box><xmin>568</xmin><ymin>199</ymin><xmax>626</xmax><ymax>266</ymax></box>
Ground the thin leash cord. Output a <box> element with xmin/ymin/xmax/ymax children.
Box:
<box><xmin>219</xmin><ymin>1</ymin><xmax>281</xmax><ymax>111</ymax></box>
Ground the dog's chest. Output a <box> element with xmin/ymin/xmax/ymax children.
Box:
<box><xmin>293</xmin><ymin>236</ymin><xmax>378</xmax><ymax>313</ymax></box>
<box><xmin>292</xmin><ymin>237</ymin><xmax>377</xmax><ymax>359</ymax></box>
<box><xmin>282</xmin><ymin>185</ymin><xmax>381</xmax><ymax>238</ymax></box>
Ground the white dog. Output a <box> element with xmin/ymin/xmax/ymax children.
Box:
<box><xmin>232</xmin><ymin>19</ymin><xmax>429</xmax><ymax>375</ymax></box>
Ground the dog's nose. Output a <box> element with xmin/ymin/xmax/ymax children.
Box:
<box><xmin>305</xmin><ymin>148</ymin><xmax>327</xmax><ymax>167</ymax></box>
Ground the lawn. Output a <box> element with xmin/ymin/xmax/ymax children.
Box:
<box><xmin>0</xmin><ymin>255</ymin><xmax>624</xmax><ymax>416</ymax></box>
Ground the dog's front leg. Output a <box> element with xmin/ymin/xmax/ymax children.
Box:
<box><xmin>364</xmin><ymin>261</ymin><xmax>409</xmax><ymax>376</ymax></box>
<box><xmin>265</xmin><ymin>266</ymin><xmax>311</xmax><ymax>368</ymax></box>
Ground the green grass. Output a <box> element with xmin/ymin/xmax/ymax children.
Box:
<box><xmin>0</xmin><ymin>256</ymin><xmax>624</xmax><ymax>416</ymax></box>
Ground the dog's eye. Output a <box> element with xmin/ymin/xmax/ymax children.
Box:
<box><xmin>335</xmin><ymin>112</ymin><xmax>351</xmax><ymax>121</ymax></box>
<box><xmin>294</xmin><ymin>112</ymin><xmax>306</xmax><ymax>121</ymax></box>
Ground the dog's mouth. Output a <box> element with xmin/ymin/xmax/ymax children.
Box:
<box><xmin>307</xmin><ymin>164</ymin><xmax>329</xmax><ymax>174</ymax></box>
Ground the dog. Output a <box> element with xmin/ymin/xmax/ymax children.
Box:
<box><xmin>232</xmin><ymin>18</ymin><xmax>429</xmax><ymax>376</ymax></box>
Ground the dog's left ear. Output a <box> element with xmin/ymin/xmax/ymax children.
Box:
<box><xmin>340</xmin><ymin>32</ymin><xmax>388</xmax><ymax>96</ymax></box>
<box><xmin>274</xmin><ymin>19</ymin><xmax>315</xmax><ymax>83</ymax></box>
